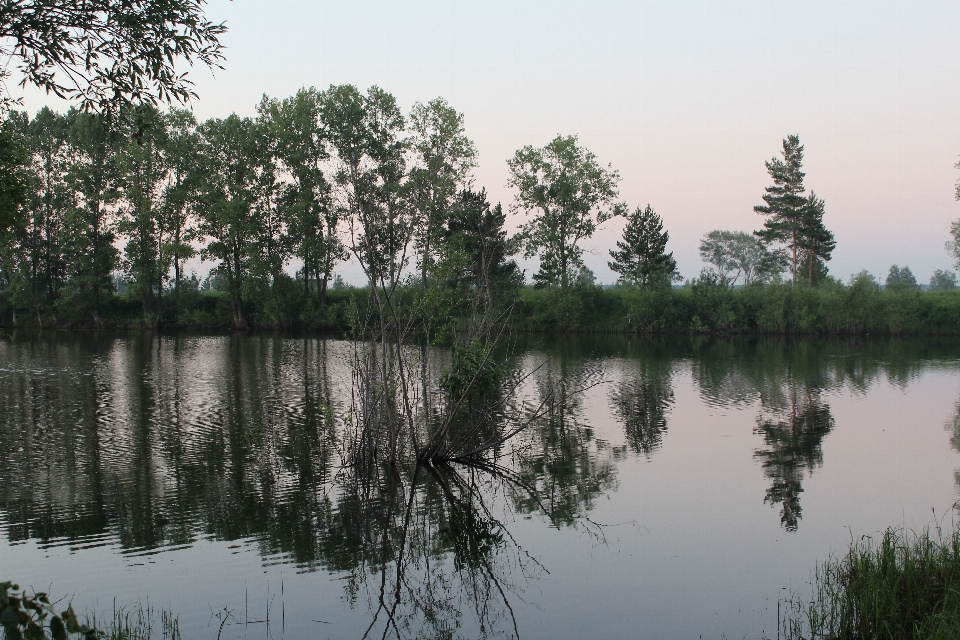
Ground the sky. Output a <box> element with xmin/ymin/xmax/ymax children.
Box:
<box><xmin>20</xmin><ymin>0</ymin><xmax>960</xmax><ymax>285</ymax></box>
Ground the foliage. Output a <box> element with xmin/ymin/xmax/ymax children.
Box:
<box><xmin>407</xmin><ymin>97</ymin><xmax>477</xmax><ymax>285</ymax></box>
<box><xmin>608</xmin><ymin>204</ymin><xmax>679</xmax><ymax>287</ymax></box>
<box><xmin>0</xmin><ymin>581</ymin><xmax>97</xmax><ymax>640</ymax></box>
<box><xmin>946</xmin><ymin>219</ymin><xmax>960</xmax><ymax>271</ymax></box>
<box><xmin>507</xmin><ymin>134</ymin><xmax>622</xmax><ymax>289</ymax></box>
<box><xmin>886</xmin><ymin>264</ymin><xmax>918</xmax><ymax>290</ymax></box>
<box><xmin>754</xmin><ymin>135</ymin><xmax>807</xmax><ymax>282</ymax></box>
<box><xmin>0</xmin><ymin>0</ymin><xmax>226</xmax><ymax>112</ymax></box>
<box><xmin>798</xmin><ymin>192</ymin><xmax>836</xmax><ymax>284</ymax></box>
<box><xmin>930</xmin><ymin>269</ymin><xmax>957</xmax><ymax>291</ymax></box>
<box><xmin>0</xmin><ymin>120</ymin><xmax>28</xmax><ymax>237</ymax></box>
<box><xmin>753</xmin><ymin>135</ymin><xmax>833</xmax><ymax>285</ymax></box>
<box><xmin>783</xmin><ymin>524</ymin><xmax>960</xmax><ymax>640</ymax></box>
<box><xmin>699</xmin><ymin>229</ymin><xmax>783</xmax><ymax>286</ymax></box>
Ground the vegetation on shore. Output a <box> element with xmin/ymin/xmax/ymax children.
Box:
<box><xmin>783</xmin><ymin>523</ymin><xmax>960</xmax><ymax>640</ymax></box>
<box><xmin>4</xmin><ymin>276</ymin><xmax>960</xmax><ymax>336</ymax></box>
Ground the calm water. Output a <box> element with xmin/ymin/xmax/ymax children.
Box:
<box><xmin>3</xmin><ymin>334</ymin><xmax>960</xmax><ymax>639</ymax></box>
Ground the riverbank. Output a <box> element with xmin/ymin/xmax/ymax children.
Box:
<box><xmin>3</xmin><ymin>280</ymin><xmax>960</xmax><ymax>335</ymax></box>
<box><xmin>784</xmin><ymin>523</ymin><xmax>960</xmax><ymax>640</ymax></box>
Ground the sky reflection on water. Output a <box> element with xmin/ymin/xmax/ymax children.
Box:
<box><xmin>2</xmin><ymin>334</ymin><xmax>960</xmax><ymax>639</ymax></box>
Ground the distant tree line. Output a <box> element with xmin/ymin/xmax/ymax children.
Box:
<box><xmin>2</xmin><ymin>92</ymin><xmax>960</xmax><ymax>331</ymax></box>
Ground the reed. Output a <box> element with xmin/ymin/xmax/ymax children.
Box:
<box><xmin>783</xmin><ymin>523</ymin><xmax>960</xmax><ymax>640</ymax></box>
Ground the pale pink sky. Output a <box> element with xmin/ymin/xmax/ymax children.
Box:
<box><xmin>21</xmin><ymin>0</ymin><xmax>960</xmax><ymax>284</ymax></box>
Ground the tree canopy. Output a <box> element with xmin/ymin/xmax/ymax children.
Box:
<box><xmin>507</xmin><ymin>135</ymin><xmax>622</xmax><ymax>289</ymax></box>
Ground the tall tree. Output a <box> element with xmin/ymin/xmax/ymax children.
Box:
<box><xmin>407</xmin><ymin>98</ymin><xmax>477</xmax><ymax>287</ymax></box>
<box><xmin>116</xmin><ymin>104</ymin><xmax>169</xmax><ymax>324</ymax></box>
<box><xmin>260</xmin><ymin>88</ymin><xmax>343</xmax><ymax>305</ymax></box>
<box><xmin>608</xmin><ymin>204</ymin><xmax>678</xmax><ymax>288</ymax></box>
<box><xmin>21</xmin><ymin>108</ymin><xmax>70</xmax><ymax>320</ymax></box>
<box><xmin>0</xmin><ymin>114</ymin><xmax>28</xmax><ymax>238</ymax></box>
<box><xmin>754</xmin><ymin>135</ymin><xmax>807</xmax><ymax>284</ymax></box>
<box><xmin>194</xmin><ymin>114</ymin><xmax>274</xmax><ymax>329</ymax></box>
<box><xmin>64</xmin><ymin>109</ymin><xmax>120</xmax><ymax>326</ymax></box>
<box><xmin>797</xmin><ymin>192</ymin><xmax>835</xmax><ymax>285</ymax></box>
<box><xmin>321</xmin><ymin>84</ymin><xmax>408</xmax><ymax>292</ymax></box>
<box><xmin>507</xmin><ymin>135</ymin><xmax>622</xmax><ymax>289</ymax></box>
<box><xmin>157</xmin><ymin>108</ymin><xmax>200</xmax><ymax>296</ymax></box>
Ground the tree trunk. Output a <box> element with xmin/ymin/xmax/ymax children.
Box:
<box><xmin>791</xmin><ymin>231</ymin><xmax>797</xmax><ymax>285</ymax></box>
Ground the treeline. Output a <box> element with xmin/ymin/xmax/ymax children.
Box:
<box><xmin>0</xmin><ymin>86</ymin><xmax>522</xmax><ymax>331</ymax></box>
<box><xmin>2</xmin><ymin>86</ymin><xmax>959</xmax><ymax>335</ymax></box>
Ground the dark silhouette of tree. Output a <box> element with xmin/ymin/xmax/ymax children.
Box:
<box><xmin>798</xmin><ymin>192</ymin><xmax>836</xmax><ymax>284</ymax></box>
<box><xmin>754</xmin><ymin>135</ymin><xmax>808</xmax><ymax>284</ymax></box>
<box><xmin>608</xmin><ymin>204</ymin><xmax>679</xmax><ymax>288</ymax></box>
<box><xmin>754</xmin><ymin>387</ymin><xmax>835</xmax><ymax>531</ymax></box>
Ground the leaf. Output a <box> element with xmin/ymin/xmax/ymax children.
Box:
<box><xmin>50</xmin><ymin>616</ymin><xmax>67</xmax><ymax>640</ymax></box>
<box><xmin>1</xmin><ymin>605</ymin><xmax>21</xmax><ymax>629</ymax></box>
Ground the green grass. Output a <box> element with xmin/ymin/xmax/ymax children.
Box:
<box><xmin>784</xmin><ymin>524</ymin><xmax>960</xmax><ymax>640</ymax></box>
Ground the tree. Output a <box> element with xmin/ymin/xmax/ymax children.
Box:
<box><xmin>754</xmin><ymin>135</ymin><xmax>808</xmax><ymax>284</ymax></box>
<box><xmin>885</xmin><ymin>265</ymin><xmax>917</xmax><ymax>290</ymax></box>
<box><xmin>443</xmin><ymin>188</ymin><xmax>519</xmax><ymax>300</ymax></box>
<box><xmin>18</xmin><ymin>108</ymin><xmax>70</xmax><ymax>321</ymax></box>
<box><xmin>0</xmin><ymin>0</ymin><xmax>226</xmax><ymax>238</ymax></box>
<box><xmin>946</xmin><ymin>220</ymin><xmax>960</xmax><ymax>271</ymax></box>
<box><xmin>608</xmin><ymin>204</ymin><xmax>678</xmax><ymax>287</ymax></box>
<box><xmin>0</xmin><ymin>0</ymin><xmax>226</xmax><ymax>112</ymax></box>
<box><xmin>407</xmin><ymin>98</ymin><xmax>477</xmax><ymax>287</ymax></box>
<box><xmin>507</xmin><ymin>135</ymin><xmax>622</xmax><ymax>289</ymax></box>
<box><xmin>156</xmin><ymin>108</ymin><xmax>199</xmax><ymax>296</ymax></box>
<box><xmin>115</xmin><ymin>104</ymin><xmax>169</xmax><ymax>324</ymax></box>
<box><xmin>194</xmin><ymin>114</ymin><xmax>275</xmax><ymax>329</ymax></box>
<box><xmin>797</xmin><ymin>192</ymin><xmax>835</xmax><ymax>284</ymax></box>
<box><xmin>63</xmin><ymin>109</ymin><xmax>120</xmax><ymax>326</ymax></box>
<box><xmin>699</xmin><ymin>230</ymin><xmax>774</xmax><ymax>286</ymax></box>
<box><xmin>260</xmin><ymin>88</ymin><xmax>343</xmax><ymax>306</ymax></box>
<box><xmin>929</xmin><ymin>269</ymin><xmax>957</xmax><ymax>291</ymax></box>
<box><xmin>0</xmin><ymin>115</ymin><xmax>28</xmax><ymax>237</ymax></box>
<box><xmin>321</xmin><ymin>84</ymin><xmax>409</xmax><ymax>291</ymax></box>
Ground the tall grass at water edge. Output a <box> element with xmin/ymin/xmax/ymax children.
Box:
<box><xmin>783</xmin><ymin>524</ymin><xmax>960</xmax><ymax>640</ymax></box>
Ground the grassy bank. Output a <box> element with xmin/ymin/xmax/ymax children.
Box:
<box><xmin>784</xmin><ymin>524</ymin><xmax>960</xmax><ymax>640</ymax></box>
<box><xmin>3</xmin><ymin>279</ymin><xmax>960</xmax><ymax>335</ymax></box>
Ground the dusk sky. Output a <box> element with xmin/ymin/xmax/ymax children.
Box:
<box><xmin>22</xmin><ymin>0</ymin><xmax>960</xmax><ymax>284</ymax></box>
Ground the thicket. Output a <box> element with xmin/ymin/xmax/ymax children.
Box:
<box><xmin>4</xmin><ymin>277</ymin><xmax>960</xmax><ymax>335</ymax></box>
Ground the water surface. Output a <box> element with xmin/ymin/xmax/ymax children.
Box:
<box><xmin>2</xmin><ymin>334</ymin><xmax>960</xmax><ymax>639</ymax></box>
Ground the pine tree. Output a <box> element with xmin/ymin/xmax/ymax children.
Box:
<box><xmin>754</xmin><ymin>135</ymin><xmax>807</xmax><ymax>284</ymax></box>
<box><xmin>797</xmin><ymin>192</ymin><xmax>836</xmax><ymax>284</ymax></box>
<box><xmin>608</xmin><ymin>204</ymin><xmax>678</xmax><ymax>287</ymax></box>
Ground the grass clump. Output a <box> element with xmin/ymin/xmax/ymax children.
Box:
<box><xmin>785</xmin><ymin>524</ymin><xmax>960</xmax><ymax>639</ymax></box>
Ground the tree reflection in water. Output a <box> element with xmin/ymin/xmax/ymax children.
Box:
<box><xmin>5</xmin><ymin>335</ymin><xmax>960</xmax><ymax>634</ymax></box>
<box><xmin>753</xmin><ymin>387</ymin><xmax>834</xmax><ymax>531</ymax></box>
<box><xmin>0</xmin><ymin>335</ymin><xmax>616</xmax><ymax>639</ymax></box>
<box><xmin>609</xmin><ymin>351</ymin><xmax>674</xmax><ymax>458</ymax></box>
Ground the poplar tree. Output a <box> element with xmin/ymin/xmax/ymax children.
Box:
<box><xmin>507</xmin><ymin>135</ymin><xmax>621</xmax><ymax>289</ymax></box>
<box><xmin>608</xmin><ymin>204</ymin><xmax>678</xmax><ymax>287</ymax></box>
<box><xmin>407</xmin><ymin>98</ymin><xmax>476</xmax><ymax>287</ymax></box>
<box><xmin>754</xmin><ymin>135</ymin><xmax>807</xmax><ymax>284</ymax></box>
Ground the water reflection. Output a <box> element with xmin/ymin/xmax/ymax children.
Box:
<box><xmin>754</xmin><ymin>388</ymin><xmax>835</xmax><ymax>531</ymax></box>
<box><xmin>3</xmin><ymin>334</ymin><xmax>960</xmax><ymax>635</ymax></box>
<box><xmin>609</xmin><ymin>345</ymin><xmax>675</xmax><ymax>458</ymax></box>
